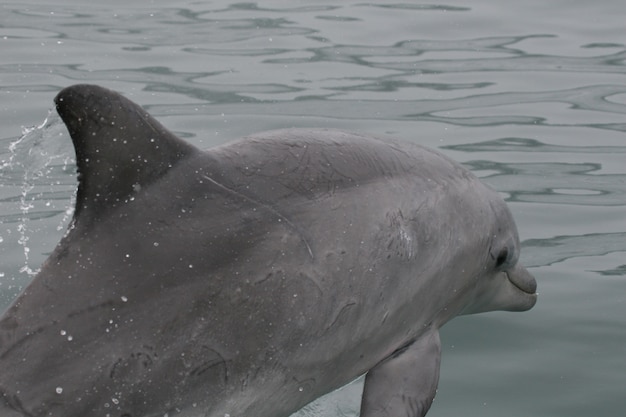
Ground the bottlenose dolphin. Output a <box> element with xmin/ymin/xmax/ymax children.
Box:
<box><xmin>0</xmin><ymin>84</ymin><xmax>537</xmax><ymax>417</ymax></box>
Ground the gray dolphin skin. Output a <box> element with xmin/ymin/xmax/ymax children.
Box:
<box><xmin>0</xmin><ymin>84</ymin><xmax>537</xmax><ymax>417</ymax></box>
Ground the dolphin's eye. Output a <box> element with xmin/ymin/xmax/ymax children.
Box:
<box><xmin>495</xmin><ymin>247</ymin><xmax>509</xmax><ymax>268</ymax></box>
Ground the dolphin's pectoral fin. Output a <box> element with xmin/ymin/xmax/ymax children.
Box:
<box><xmin>360</xmin><ymin>329</ymin><xmax>441</xmax><ymax>417</ymax></box>
<box><xmin>54</xmin><ymin>84</ymin><xmax>199</xmax><ymax>223</ymax></box>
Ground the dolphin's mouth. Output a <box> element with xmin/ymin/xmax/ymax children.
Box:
<box><xmin>504</xmin><ymin>266</ymin><xmax>538</xmax><ymax>312</ymax></box>
<box><xmin>506</xmin><ymin>267</ymin><xmax>537</xmax><ymax>295</ymax></box>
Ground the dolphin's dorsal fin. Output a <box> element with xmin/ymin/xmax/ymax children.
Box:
<box><xmin>55</xmin><ymin>84</ymin><xmax>199</xmax><ymax>222</ymax></box>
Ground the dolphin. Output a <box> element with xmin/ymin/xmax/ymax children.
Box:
<box><xmin>0</xmin><ymin>84</ymin><xmax>537</xmax><ymax>417</ymax></box>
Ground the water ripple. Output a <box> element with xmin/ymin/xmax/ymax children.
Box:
<box><xmin>522</xmin><ymin>233</ymin><xmax>626</xmax><ymax>268</ymax></box>
<box><xmin>465</xmin><ymin>160</ymin><xmax>626</xmax><ymax>206</ymax></box>
<box><xmin>443</xmin><ymin>137</ymin><xmax>626</xmax><ymax>154</ymax></box>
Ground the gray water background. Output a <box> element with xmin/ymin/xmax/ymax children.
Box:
<box><xmin>1</xmin><ymin>1</ymin><xmax>625</xmax><ymax>416</ymax></box>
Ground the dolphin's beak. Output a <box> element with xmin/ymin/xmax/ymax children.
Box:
<box><xmin>505</xmin><ymin>264</ymin><xmax>538</xmax><ymax>311</ymax></box>
<box><xmin>506</xmin><ymin>264</ymin><xmax>537</xmax><ymax>295</ymax></box>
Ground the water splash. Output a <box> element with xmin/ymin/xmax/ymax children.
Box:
<box><xmin>1</xmin><ymin>111</ymin><xmax>76</xmax><ymax>276</ymax></box>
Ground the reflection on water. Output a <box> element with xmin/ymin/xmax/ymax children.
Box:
<box><xmin>0</xmin><ymin>1</ymin><xmax>625</xmax><ymax>417</ymax></box>
<box><xmin>460</xmin><ymin>157</ymin><xmax>626</xmax><ymax>206</ymax></box>
<box><xmin>522</xmin><ymin>232</ymin><xmax>626</xmax><ymax>269</ymax></box>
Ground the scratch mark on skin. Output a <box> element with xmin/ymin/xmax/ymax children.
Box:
<box><xmin>201</xmin><ymin>175</ymin><xmax>314</xmax><ymax>259</ymax></box>
<box><xmin>0</xmin><ymin>386</ymin><xmax>33</xmax><ymax>417</ymax></box>
<box><xmin>0</xmin><ymin>326</ymin><xmax>45</xmax><ymax>361</ymax></box>
<box><xmin>328</xmin><ymin>300</ymin><xmax>357</xmax><ymax>330</ymax></box>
